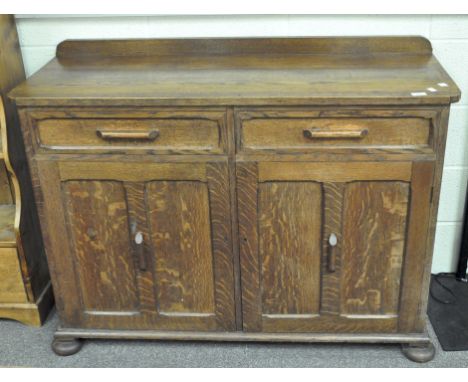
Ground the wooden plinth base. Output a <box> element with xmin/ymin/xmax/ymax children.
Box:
<box><xmin>0</xmin><ymin>282</ymin><xmax>54</xmax><ymax>326</ymax></box>
<box><xmin>53</xmin><ymin>325</ymin><xmax>433</xmax><ymax>362</ymax></box>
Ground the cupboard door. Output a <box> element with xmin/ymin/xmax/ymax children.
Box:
<box><xmin>237</xmin><ymin>162</ymin><xmax>324</xmax><ymax>332</ymax></box>
<box><xmin>37</xmin><ymin>160</ymin><xmax>235</xmax><ymax>331</ymax></box>
<box><xmin>237</xmin><ymin>161</ymin><xmax>434</xmax><ymax>333</ymax></box>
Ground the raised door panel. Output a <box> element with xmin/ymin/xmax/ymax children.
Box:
<box><xmin>147</xmin><ymin>180</ymin><xmax>215</xmax><ymax>314</ymax></box>
<box><xmin>341</xmin><ymin>182</ymin><xmax>409</xmax><ymax>316</ymax></box>
<box><xmin>258</xmin><ymin>182</ymin><xmax>322</xmax><ymax>316</ymax></box>
<box><xmin>238</xmin><ymin>161</ymin><xmax>434</xmax><ymax>334</ymax></box>
<box><xmin>63</xmin><ymin>180</ymin><xmax>139</xmax><ymax>313</ymax></box>
<box><xmin>237</xmin><ymin>163</ymin><xmax>324</xmax><ymax>331</ymax></box>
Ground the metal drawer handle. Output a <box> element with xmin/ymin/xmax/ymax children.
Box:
<box><xmin>96</xmin><ymin>129</ymin><xmax>160</xmax><ymax>141</ymax></box>
<box><xmin>303</xmin><ymin>128</ymin><xmax>368</xmax><ymax>140</ymax></box>
<box><xmin>328</xmin><ymin>233</ymin><xmax>338</xmax><ymax>273</ymax></box>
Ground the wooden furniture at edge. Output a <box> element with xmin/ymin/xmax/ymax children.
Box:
<box><xmin>8</xmin><ymin>37</ymin><xmax>461</xmax><ymax>361</ymax></box>
<box><xmin>0</xmin><ymin>15</ymin><xmax>52</xmax><ymax>326</ymax></box>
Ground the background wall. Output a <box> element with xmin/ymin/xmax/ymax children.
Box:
<box><xmin>14</xmin><ymin>15</ymin><xmax>468</xmax><ymax>273</ymax></box>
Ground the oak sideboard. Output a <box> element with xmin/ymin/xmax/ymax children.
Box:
<box><xmin>9</xmin><ymin>37</ymin><xmax>461</xmax><ymax>362</ymax></box>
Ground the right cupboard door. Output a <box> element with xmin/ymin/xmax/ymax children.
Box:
<box><xmin>237</xmin><ymin>160</ymin><xmax>435</xmax><ymax>333</ymax></box>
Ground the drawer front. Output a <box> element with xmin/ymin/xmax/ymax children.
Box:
<box><xmin>28</xmin><ymin>109</ymin><xmax>227</xmax><ymax>155</ymax></box>
<box><xmin>237</xmin><ymin>110</ymin><xmax>434</xmax><ymax>153</ymax></box>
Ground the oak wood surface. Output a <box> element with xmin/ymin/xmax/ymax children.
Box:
<box><xmin>321</xmin><ymin>183</ymin><xmax>345</xmax><ymax>316</ymax></box>
<box><xmin>63</xmin><ymin>180</ymin><xmax>140</xmax><ymax>313</ymax></box>
<box><xmin>9</xmin><ymin>37</ymin><xmax>460</xmax><ymax>349</ymax></box>
<box><xmin>55</xmin><ymin>37</ymin><xmax>434</xmax><ymax>58</ymax></box>
<box><xmin>258</xmin><ymin>161</ymin><xmax>412</xmax><ymax>182</ymax></box>
<box><xmin>9</xmin><ymin>37</ymin><xmax>460</xmax><ymax>107</ymax></box>
<box><xmin>341</xmin><ymin>181</ymin><xmax>409</xmax><ymax>316</ymax></box>
<box><xmin>148</xmin><ymin>180</ymin><xmax>215</xmax><ymax>314</ymax></box>
<box><xmin>36</xmin><ymin>158</ymin><xmax>235</xmax><ymax>331</ymax></box>
<box><xmin>55</xmin><ymin>326</ymin><xmax>431</xmax><ymax>344</ymax></box>
<box><xmin>258</xmin><ymin>181</ymin><xmax>322</xmax><ymax>315</ymax></box>
<box><xmin>241</xmin><ymin>117</ymin><xmax>430</xmax><ymax>152</ymax></box>
<box><xmin>32</xmin><ymin>109</ymin><xmax>227</xmax><ymax>155</ymax></box>
<box><xmin>238</xmin><ymin>160</ymin><xmax>434</xmax><ymax>333</ymax></box>
<box><xmin>398</xmin><ymin>161</ymin><xmax>435</xmax><ymax>332</ymax></box>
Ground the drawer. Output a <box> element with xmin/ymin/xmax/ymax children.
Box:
<box><xmin>28</xmin><ymin>109</ymin><xmax>227</xmax><ymax>155</ymax></box>
<box><xmin>237</xmin><ymin>110</ymin><xmax>434</xmax><ymax>153</ymax></box>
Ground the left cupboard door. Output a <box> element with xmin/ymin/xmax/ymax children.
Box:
<box><xmin>36</xmin><ymin>160</ymin><xmax>236</xmax><ymax>331</ymax></box>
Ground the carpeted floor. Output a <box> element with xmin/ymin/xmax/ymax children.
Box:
<box><xmin>0</xmin><ymin>310</ymin><xmax>467</xmax><ymax>367</ymax></box>
<box><xmin>428</xmin><ymin>274</ymin><xmax>468</xmax><ymax>351</ymax></box>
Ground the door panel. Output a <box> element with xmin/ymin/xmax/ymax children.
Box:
<box><xmin>146</xmin><ymin>180</ymin><xmax>215</xmax><ymax>315</ymax></box>
<box><xmin>341</xmin><ymin>181</ymin><xmax>409</xmax><ymax>316</ymax></box>
<box><xmin>63</xmin><ymin>180</ymin><xmax>139</xmax><ymax>313</ymax></box>
<box><xmin>258</xmin><ymin>182</ymin><xmax>322</xmax><ymax>315</ymax></box>
<box><xmin>37</xmin><ymin>160</ymin><xmax>236</xmax><ymax>331</ymax></box>
<box><xmin>238</xmin><ymin>161</ymin><xmax>434</xmax><ymax>333</ymax></box>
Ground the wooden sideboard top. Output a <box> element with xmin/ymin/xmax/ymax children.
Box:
<box><xmin>9</xmin><ymin>36</ymin><xmax>461</xmax><ymax>107</ymax></box>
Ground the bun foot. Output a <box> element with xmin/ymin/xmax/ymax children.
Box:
<box><xmin>401</xmin><ymin>342</ymin><xmax>435</xmax><ymax>363</ymax></box>
<box><xmin>52</xmin><ymin>337</ymin><xmax>83</xmax><ymax>356</ymax></box>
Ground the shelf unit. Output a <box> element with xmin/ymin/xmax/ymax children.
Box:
<box><xmin>0</xmin><ymin>14</ymin><xmax>53</xmax><ymax>326</ymax></box>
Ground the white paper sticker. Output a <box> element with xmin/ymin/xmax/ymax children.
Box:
<box><xmin>427</xmin><ymin>87</ymin><xmax>437</xmax><ymax>92</ymax></box>
<box><xmin>438</xmin><ymin>82</ymin><xmax>449</xmax><ymax>87</ymax></box>
<box><xmin>411</xmin><ymin>92</ymin><xmax>427</xmax><ymax>96</ymax></box>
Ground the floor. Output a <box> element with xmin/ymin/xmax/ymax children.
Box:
<box><xmin>428</xmin><ymin>274</ymin><xmax>468</xmax><ymax>351</ymax></box>
<box><xmin>1</xmin><ymin>310</ymin><xmax>468</xmax><ymax>367</ymax></box>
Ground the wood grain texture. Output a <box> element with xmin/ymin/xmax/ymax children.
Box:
<box><xmin>399</xmin><ymin>161</ymin><xmax>435</xmax><ymax>332</ymax></box>
<box><xmin>418</xmin><ymin>109</ymin><xmax>450</xmax><ymax>330</ymax></box>
<box><xmin>236</xmin><ymin>162</ymin><xmax>262</xmax><ymax>331</ymax></box>
<box><xmin>238</xmin><ymin>162</ymin><xmax>416</xmax><ymax>333</ymax></box>
<box><xmin>0</xmin><ymin>248</ymin><xmax>28</xmax><ymax>303</ymax></box>
<box><xmin>258</xmin><ymin>182</ymin><xmax>322</xmax><ymax>315</ymax></box>
<box><xmin>9</xmin><ymin>37</ymin><xmax>460</xmax><ymax>106</ymax></box>
<box><xmin>123</xmin><ymin>182</ymin><xmax>158</xmax><ymax>316</ymax></box>
<box><xmin>55</xmin><ymin>325</ymin><xmax>431</xmax><ymax>344</ymax></box>
<box><xmin>9</xmin><ymin>37</ymin><xmax>458</xmax><ymax>348</ymax></box>
<box><xmin>226</xmin><ymin>107</ymin><xmax>243</xmax><ymax>330</ymax></box>
<box><xmin>241</xmin><ymin>117</ymin><xmax>430</xmax><ymax>152</ymax></box>
<box><xmin>146</xmin><ymin>180</ymin><xmax>215</xmax><ymax>315</ymax></box>
<box><xmin>55</xmin><ymin>37</ymin><xmax>434</xmax><ymax>58</ymax></box>
<box><xmin>63</xmin><ymin>180</ymin><xmax>139</xmax><ymax>312</ymax></box>
<box><xmin>321</xmin><ymin>183</ymin><xmax>344</xmax><ymax>315</ymax></box>
<box><xmin>341</xmin><ymin>181</ymin><xmax>409</xmax><ymax>316</ymax></box>
<box><xmin>206</xmin><ymin>162</ymin><xmax>236</xmax><ymax>330</ymax></box>
<box><xmin>35</xmin><ymin>161</ymin><xmax>83</xmax><ymax>326</ymax></box>
<box><xmin>59</xmin><ymin>161</ymin><xmax>207</xmax><ymax>182</ymax></box>
<box><xmin>258</xmin><ymin>161</ymin><xmax>412</xmax><ymax>182</ymax></box>
<box><xmin>36</xmin><ymin>115</ymin><xmax>225</xmax><ymax>154</ymax></box>
<box><xmin>261</xmin><ymin>315</ymin><xmax>398</xmax><ymax>333</ymax></box>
